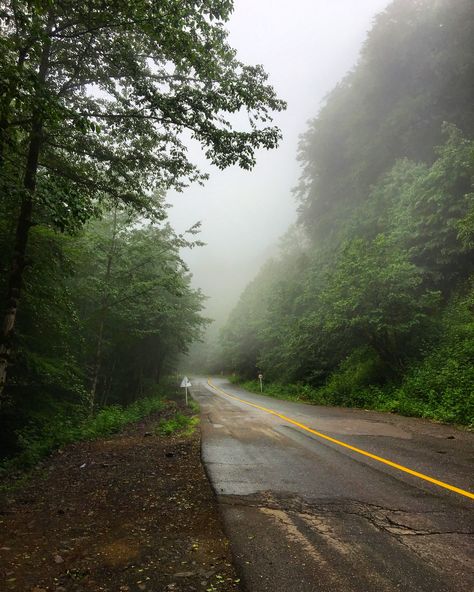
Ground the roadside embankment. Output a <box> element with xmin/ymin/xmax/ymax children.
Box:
<box><xmin>0</xmin><ymin>395</ymin><xmax>240</xmax><ymax>592</ymax></box>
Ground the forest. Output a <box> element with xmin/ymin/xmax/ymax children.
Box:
<box><xmin>0</xmin><ymin>0</ymin><xmax>285</xmax><ymax>470</ymax></box>
<box><xmin>218</xmin><ymin>0</ymin><xmax>474</xmax><ymax>425</ymax></box>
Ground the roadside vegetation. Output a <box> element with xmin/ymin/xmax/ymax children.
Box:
<box><xmin>0</xmin><ymin>2</ymin><xmax>284</xmax><ymax>472</ymax></box>
<box><xmin>0</xmin><ymin>390</ymin><xmax>167</xmax><ymax>478</ymax></box>
<box><xmin>155</xmin><ymin>411</ymin><xmax>200</xmax><ymax>437</ymax></box>
<box><xmin>0</xmin><ymin>393</ymin><xmax>239</xmax><ymax>592</ymax></box>
<box><xmin>1</xmin><ymin>384</ymin><xmax>202</xmax><ymax>483</ymax></box>
<box><xmin>219</xmin><ymin>0</ymin><xmax>474</xmax><ymax>427</ymax></box>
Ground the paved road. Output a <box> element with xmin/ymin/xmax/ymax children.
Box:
<box><xmin>192</xmin><ymin>376</ymin><xmax>474</xmax><ymax>592</ymax></box>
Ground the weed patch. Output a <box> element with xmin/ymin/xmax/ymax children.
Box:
<box><xmin>0</xmin><ymin>393</ymin><xmax>166</xmax><ymax>479</ymax></box>
<box><xmin>155</xmin><ymin>412</ymin><xmax>200</xmax><ymax>437</ymax></box>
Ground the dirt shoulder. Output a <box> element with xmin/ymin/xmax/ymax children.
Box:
<box><xmin>0</xmin><ymin>402</ymin><xmax>240</xmax><ymax>592</ymax></box>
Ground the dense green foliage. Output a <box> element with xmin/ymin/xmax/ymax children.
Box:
<box><xmin>0</xmin><ymin>1</ymin><xmax>284</xmax><ymax>465</ymax></box>
<box><xmin>296</xmin><ymin>0</ymin><xmax>474</xmax><ymax>241</ymax></box>
<box><xmin>155</xmin><ymin>410</ymin><xmax>200</xmax><ymax>437</ymax></box>
<box><xmin>0</xmin><ymin>210</ymin><xmax>208</xmax><ymax>459</ymax></box>
<box><xmin>0</xmin><ymin>391</ymin><xmax>166</xmax><ymax>477</ymax></box>
<box><xmin>219</xmin><ymin>0</ymin><xmax>474</xmax><ymax>425</ymax></box>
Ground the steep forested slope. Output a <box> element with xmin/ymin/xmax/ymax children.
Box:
<box><xmin>219</xmin><ymin>0</ymin><xmax>474</xmax><ymax>425</ymax></box>
<box><xmin>297</xmin><ymin>0</ymin><xmax>474</xmax><ymax>242</ymax></box>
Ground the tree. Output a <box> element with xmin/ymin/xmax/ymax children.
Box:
<box><xmin>73</xmin><ymin>212</ymin><xmax>208</xmax><ymax>408</ymax></box>
<box><xmin>388</xmin><ymin>124</ymin><xmax>474</xmax><ymax>288</ymax></box>
<box><xmin>320</xmin><ymin>236</ymin><xmax>440</xmax><ymax>370</ymax></box>
<box><xmin>0</xmin><ymin>0</ymin><xmax>286</xmax><ymax>400</ymax></box>
<box><xmin>296</xmin><ymin>0</ymin><xmax>474</xmax><ymax>240</ymax></box>
<box><xmin>215</xmin><ymin>0</ymin><xmax>474</xmax><ymax>423</ymax></box>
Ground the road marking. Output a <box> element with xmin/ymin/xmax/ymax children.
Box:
<box><xmin>207</xmin><ymin>378</ymin><xmax>474</xmax><ymax>501</ymax></box>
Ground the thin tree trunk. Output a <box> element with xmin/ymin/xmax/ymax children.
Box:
<box><xmin>0</xmin><ymin>17</ymin><xmax>53</xmax><ymax>405</ymax></box>
<box><xmin>89</xmin><ymin>207</ymin><xmax>118</xmax><ymax>413</ymax></box>
<box><xmin>101</xmin><ymin>358</ymin><xmax>116</xmax><ymax>407</ymax></box>
<box><xmin>89</xmin><ymin>319</ymin><xmax>104</xmax><ymax>411</ymax></box>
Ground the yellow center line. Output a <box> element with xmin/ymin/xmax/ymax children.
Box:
<box><xmin>207</xmin><ymin>378</ymin><xmax>474</xmax><ymax>501</ymax></box>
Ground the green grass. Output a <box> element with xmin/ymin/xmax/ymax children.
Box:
<box><xmin>229</xmin><ymin>376</ymin><xmax>326</xmax><ymax>404</ymax></box>
<box><xmin>188</xmin><ymin>398</ymin><xmax>200</xmax><ymax>414</ymax></box>
<box><xmin>0</xmin><ymin>393</ymin><xmax>166</xmax><ymax>479</ymax></box>
<box><xmin>155</xmin><ymin>411</ymin><xmax>200</xmax><ymax>437</ymax></box>
<box><xmin>230</xmin><ymin>372</ymin><xmax>473</xmax><ymax>427</ymax></box>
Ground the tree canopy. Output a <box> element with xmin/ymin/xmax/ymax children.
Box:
<box><xmin>0</xmin><ymin>0</ymin><xmax>285</xmax><ymax>401</ymax></box>
<box><xmin>217</xmin><ymin>0</ymin><xmax>474</xmax><ymax>425</ymax></box>
<box><xmin>0</xmin><ymin>1</ymin><xmax>286</xmax><ymax>460</ymax></box>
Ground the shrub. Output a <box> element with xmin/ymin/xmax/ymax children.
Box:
<box><xmin>0</xmin><ymin>393</ymin><xmax>166</xmax><ymax>477</ymax></box>
<box><xmin>155</xmin><ymin>412</ymin><xmax>199</xmax><ymax>436</ymax></box>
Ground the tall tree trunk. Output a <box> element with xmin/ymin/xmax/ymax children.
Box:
<box><xmin>89</xmin><ymin>207</ymin><xmax>118</xmax><ymax>413</ymax></box>
<box><xmin>0</xmin><ymin>19</ymin><xmax>53</xmax><ymax>405</ymax></box>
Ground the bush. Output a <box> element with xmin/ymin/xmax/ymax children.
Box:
<box><xmin>391</xmin><ymin>347</ymin><xmax>474</xmax><ymax>425</ymax></box>
<box><xmin>232</xmin><ymin>377</ymin><xmax>326</xmax><ymax>405</ymax></box>
<box><xmin>155</xmin><ymin>412</ymin><xmax>199</xmax><ymax>436</ymax></box>
<box><xmin>0</xmin><ymin>393</ymin><xmax>166</xmax><ymax>477</ymax></box>
<box><xmin>317</xmin><ymin>347</ymin><xmax>389</xmax><ymax>407</ymax></box>
<box><xmin>387</xmin><ymin>288</ymin><xmax>474</xmax><ymax>425</ymax></box>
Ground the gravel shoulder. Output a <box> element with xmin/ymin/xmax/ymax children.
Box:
<box><xmin>0</xmin><ymin>400</ymin><xmax>240</xmax><ymax>592</ymax></box>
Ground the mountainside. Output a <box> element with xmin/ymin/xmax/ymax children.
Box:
<box><xmin>218</xmin><ymin>0</ymin><xmax>474</xmax><ymax>425</ymax></box>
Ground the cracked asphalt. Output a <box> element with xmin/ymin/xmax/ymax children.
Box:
<box><xmin>192</xmin><ymin>376</ymin><xmax>474</xmax><ymax>592</ymax></box>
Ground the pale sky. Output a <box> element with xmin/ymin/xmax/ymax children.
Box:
<box><xmin>167</xmin><ymin>0</ymin><xmax>390</xmax><ymax>330</ymax></box>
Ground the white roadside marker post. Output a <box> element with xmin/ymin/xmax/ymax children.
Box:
<box><xmin>258</xmin><ymin>373</ymin><xmax>263</xmax><ymax>393</ymax></box>
<box><xmin>180</xmin><ymin>376</ymin><xmax>192</xmax><ymax>406</ymax></box>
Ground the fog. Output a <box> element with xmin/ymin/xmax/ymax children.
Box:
<box><xmin>167</xmin><ymin>0</ymin><xmax>390</xmax><ymax>332</ymax></box>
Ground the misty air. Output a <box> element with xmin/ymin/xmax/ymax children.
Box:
<box><xmin>1</xmin><ymin>1</ymin><xmax>473</xmax><ymax>591</ymax></box>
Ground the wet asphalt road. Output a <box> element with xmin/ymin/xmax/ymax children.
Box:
<box><xmin>192</xmin><ymin>376</ymin><xmax>474</xmax><ymax>592</ymax></box>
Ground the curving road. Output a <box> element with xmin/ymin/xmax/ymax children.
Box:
<box><xmin>192</xmin><ymin>376</ymin><xmax>474</xmax><ymax>592</ymax></box>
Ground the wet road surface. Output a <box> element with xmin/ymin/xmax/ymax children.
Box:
<box><xmin>192</xmin><ymin>376</ymin><xmax>474</xmax><ymax>592</ymax></box>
